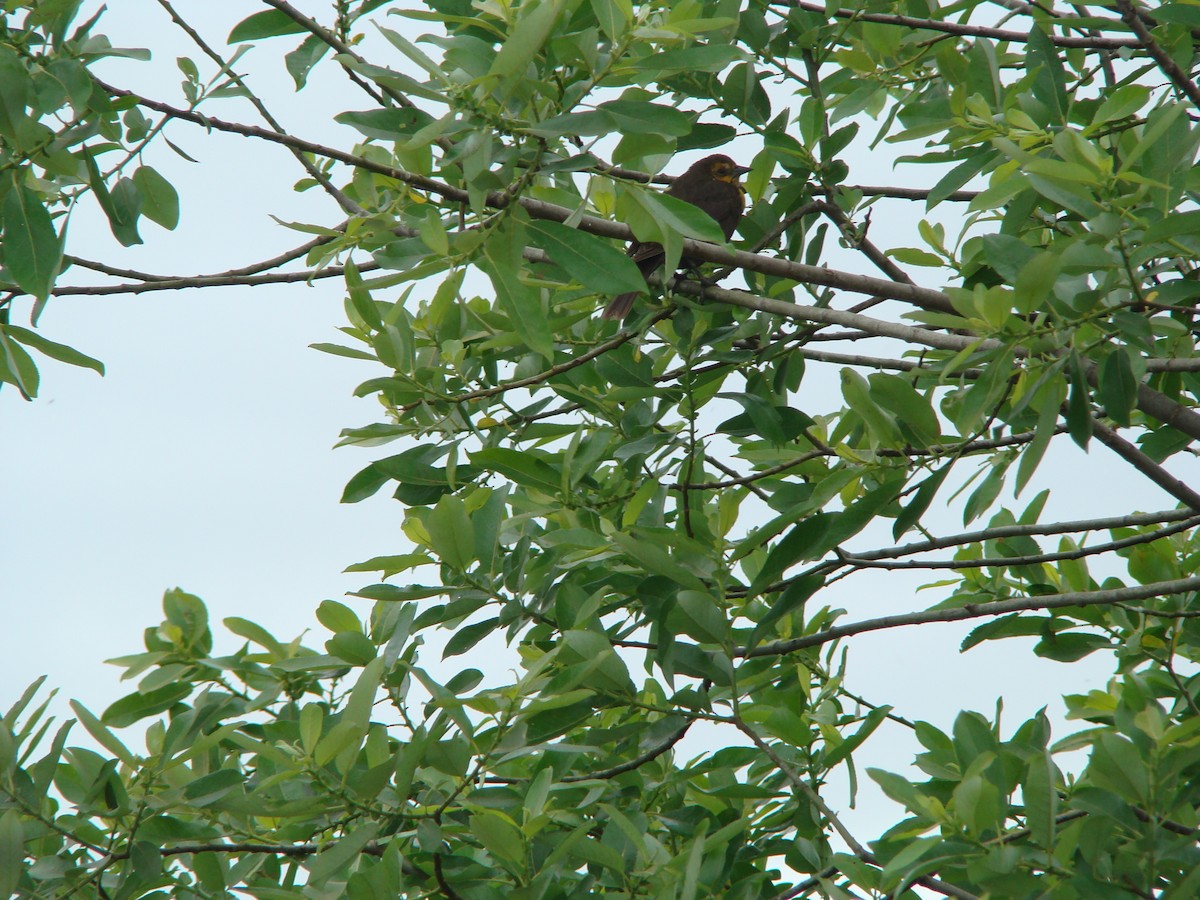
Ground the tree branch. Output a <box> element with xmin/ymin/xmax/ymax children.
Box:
<box><xmin>784</xmin><ymin>0</ymin><xmax>1139</xmax><ymax>49</ymax></box>
<box><xmin>682</xmin><ymin>280</ymin><xmax>1200</xmax><ymax>443</ymax></box>
<box><xmin>1112</xmin><ymin>0</ymin><xmax>1200</xmax><ymax>108</ymax></box>
<box><xmin>158</xmin><ymin>0</ymin><xmax>362</xmax><ymax>215</ymax></box>
<box><xmin>839</xmin><ymin>514</ymin><xmax>1200</xmax><ymax>571</ymax></box>
<box><xmin>1091</xmin><ymin>419</ymin><xmax>1200</xmax><ymax>511</ymax></box>
<box><xmin>747</xmin><ymin>575</ymin><xmax>1200</xmax><ymax>658</ymax></box>
<box><xmin>855</xmin><ymin>507</ymin><xmax>1195</xmax><ymax>561</ymax></box>
<box><xmin>91</xmin><ymin>82</ymin><xmax>958</xmax><ymax>313</ymax></box>
<box><xmin>80</xmin><ymin>84</ymin><xmax>1200</xmax><ymax>449</ymax></box>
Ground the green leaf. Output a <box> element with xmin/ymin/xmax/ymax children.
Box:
<box><xmin>1014</xmin><ymin>250</ymin><xmax>1062</xmax><ymax>314</ymax></box>
<box><xmin>1015</xmin><ymin>381</ymin><xmax>1062</xmax><ymax>495</ymax></box>
<box><xmin>1097</xmin><ymin>347</ymin><xmax>1137</xmax><ymax>426</ymax></box>
<box><xmin>1154</xmin><ymin>2</ymin><xmax>1200</xmax><ymax>26</ymax></box>
<box><xmin>1024</xmin><ymin>172</ymin><xmax>1101</xmax><ymax>217</ymax></box>
<box><xmin>344</xmin><ymin>553</ymin><xmax>431</xmax><ymax>577</ymax></box>
<box><xmin>589</xmin><ymin>0</ymin><xmax>627</xmax><ymax>40</ymax></box>
<box><xmin>597</xmin><ymin>100</ymin><xmax>693</xmax><ymax>137</ymax></box>
<box><xmin>841</xmin><ymin>368</ymin><xmax>901</xmax><ymax>445</ymax></box>
<box><xmin>83</xmin><ymin>150</ymin><xmax>141</xmax><ymax>246</ymax></box>
<box><xmin>639</xmin><ymin>185</ymin><xmax>728</xmax><ymax>245</ymax></box>
<box><xmin>927</xmin><ymin>153</ymin><xmax>990</xmax><ymax>209</ymax></box>
<box><xmin>224</xmin><ymin>617</ymin><xmax>284</xmax><ymax>656</ymax></box>
<box><xmin>0</xmin><ymin>328</ymin><xmax>40</xmax><ymax>397</ymax></box>
<box><xmin>748</xmin><ymin>574</ymin><xmax>822</xmax><ymax>648</ymax></box>
<box><xmin>633</xmin><ymin>43</ymin><xmax>743</xmax><ymax>76</ymax></box>
<box><xmin>676</xmin><ymin>124</ymin><xmax>736</xmax><ymax>155</ymax></box>
<box><xmin>344</xmin><ymin>657</ymin><xmax>384</xmax><ymax>732</ymax></box>
<box><xmin>868</xmin><ymin>373</ymin><xmax>940</xmax><ymax>447</ymax></box>
<box><xmin>228</xmin><ymin>10</ymin><xmax>307</xmax><ymax>43</ymax></box>
<box><xmin>0</xmin><ymin>809</ymin><xmax>23</xmax><ymax>899</ymax></box>
<box><xmin>721</xmin><ymin>62</ymin><xmax>771</xmax><ymax>126</ymax></box>
<box><xmin>102</xmin><ymin>684</ymin><xmax>191</xmax><ymax>728</ymax></box>
<box><xmin>894</xmin><ymin>466</ymin><xmax>950</xmax><ymax>540</ymax></box>
<box><xmin>285</xmin><ymin>34</ymin><xmax>330</xmax><ymax>89</ymax></box>
<box><xmin>334</xmin><ymin>107</ymin><xmax>433</xmax><ymax>141</ymax></box>
<box><xmin>595</xmin><ymin>344</ymin><xmax>654</xmax><ymax>387</ymax></box>
<box><xmin>527</xmin><ymin>109</ymin><xmax>616</xmax><ymax>138</ymax></box>
<box><xmin>470</xmin><ymin>447</ymin><xmax>560</xmax><ymax>494</ymax></box>
<box><xmin>3</xmin><ymin>177</ymin><xmax>62</xmax><ymax>299</ymax></box>
<box><xmin>1120</xmin><ymin>102</ymin><xmax>1186</xmax><ymax>174</ymax></box>
<box><xmin>1066</xmin><ymin>352</ymin><xmax>1093</xmax><ymax>449</ymax></box>
<box><xmin>1027</xmin><ymin>27</ymin><xmax>1066</xmax><ymax>122</ymax></box>
<box><xmin>1091</xmin><ymin>84</ymin><xmax>1149</xmax><ymax>128</ymax></box>
<box><xmin>488</xmin><ymin>0</ymin><xmax>565</xmax><ymax>88</ymax></box>
<box><xmin>825</xmin><ymin>705</ymin><xmax>891</xmax><ymax>768</ymax></box>
<box><xmin>425</xmin><ymin>495</ymin><xmax>476</xmax><ymax>570</ymax></box>
<box><xmin>528</xmin><ymin>220</ymin><xmax>646</xmax><ymax>294</ymax></box>
<box><xmin>340</xmin><ymin>465</ymin><xmax>391</xmax><ymax>508</ymax></box>
<box><xmin>131</xmin><ymin>166</ymin><xmax>179</xmax><ymax>230</ymax></box>
<box><xmin>480</xmin><ymin>218</ymin><xmax>553</xmax><ymax>360</ymax></box>
<box><xmin>343</xmin><ymin>258</ymin><xmax>382</xmax><ymax>329</ymax></box>
<box><xmin>718</xmin><ymin>392</ymin><xmax>786</xmax><ymax>445</ymax></box>
<box><xmin>610</xmin><ymin>531</ymin><xmax>706</xmax><ymax>591</ymax></box>
<box><xmin>304</xmin><ymin>822</ymin><xmax>381</xmax><ymax>887</ymax></box>
<box><xmin>562</xmin><ymin>630</ymin><xmax>634</xmax><ymax>693</ymax></box>
<box><xmin>326</xmin><ymin>631</ymin><xmax>377</xmax><ymax>665</ymax></box>
<box><xmin>674</xmin><ymin>590</ymin><xmax>728</xmax><ymax>644</ymax></box>
<box><xmin>317</xmin><ymin>600</ymin><xmax>361</xmax><ymax>634</ymax></box>
<box><xmin>868</xmin><ymin>768</ymin><xmax>931</xmax><ymax>816</ymax></box>
<box><xmin>963</xmin><ymin>457</ymin><xmax>1009</xmax><ymax>525</ymax></box>
<box><xmin>4</xmin><ymin>325</ymin><xmax>103</xmax><ymax>374</ymax></box>
<box><xmin>961</xmin><ymin>614</ymin><xmax>1049</xmax><ymax>651</ymax></box>
<box><xmin>750</xmin><ymin>514</ymin><xmax>830</xmax><ymax>593</ymax></box>
<box><xmin>1087</xmin><ymin>733</ymin><xmax>1148</xmax><ymax>802</ymax></box>
<box><xmin>69</xmin><ymin>701</ymin><xmax>138</xmax><ymax>767</ymax></box>
<box><xmin>443</xmin><ymin>618</ymin><xmax>499</xmax><ymax>658</ymax></box>
<box><xmin>27</xmin><ymin>0</ymin><xmax>84</xmax><ymax>35</ymax></box>
<box><xmin>880</xmin><ymin>834</ymin><xmax>943</xmax><ymax>888</ymax></box>
<box><xmin>471</xmin><ymin>810</ymin><xmax>526</xmax><ymax>869</ymax></box>
<box><xmin>1023</xmin><ymin>749</ymin><xmax>1057</xmax><ymax>847</ymax></box>
<box><xmin>0</xmin><ymin>47</ymin><xmax>32</xmax><ymax>149</ymax></box>
<box><xmin>1034</xmin><ymin>631</ymin><xmax>1110</xmax><ymax>662</ymax></box>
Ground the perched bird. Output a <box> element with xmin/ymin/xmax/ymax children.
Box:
<box><xmin>602</xmin><ymin>153</ymin><xmax>751</xmax><ymax>320</ymax></box>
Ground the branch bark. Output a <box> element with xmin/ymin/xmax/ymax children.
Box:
<box><xmin>785</xmin><ymin>0</ymin><xmax>1140</xmax><ymax>49</ymax></box>
<box><xmin>747</xmin><ymin>575</ymin><xmax>1200</xmax><ymax>658</ymax></box>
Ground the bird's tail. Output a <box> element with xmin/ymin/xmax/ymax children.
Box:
<box><xmin>601</xmin><ymin>291</ymin><xmax>639</xmax><ymax>320</ymax></box>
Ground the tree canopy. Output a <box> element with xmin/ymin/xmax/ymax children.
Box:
<box><xmin>3</xmin><ymin>0</ymin><xmax>1200</xmax><ymax>897</ymax></box>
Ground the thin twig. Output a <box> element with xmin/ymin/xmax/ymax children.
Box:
<box><xmin>784</xmin><ymin>0</ymin><xmax>1139</xmax><ymax>49</ymax></box>
<box><xmin>746</xmin><ymin>575</ymin><xmax>1200</xmax><ymax>658</ymax></box>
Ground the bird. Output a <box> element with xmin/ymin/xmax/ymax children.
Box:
<box><xmin>601</xmin><ymin>154</ymin><xmax>751</xmax><ymax>320</ymax></box>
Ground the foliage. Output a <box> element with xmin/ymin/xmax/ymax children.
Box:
<box><xmin>4</xmin><ymin>0</ymin><xmax>1200</xmax><ymax>896</ymax></box>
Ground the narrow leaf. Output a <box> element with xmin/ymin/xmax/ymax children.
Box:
<box><xmin>3</xmin><ymin>178</ymin><xmax>62</xmax><ymax>299</ymax></box>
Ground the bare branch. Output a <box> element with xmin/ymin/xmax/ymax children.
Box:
<box><xmin>677</xmin><ymin>429</ymin><xmax>1052</xmax><ymax>492</ymax></box>
<box><xmin>157</xmin><ymin>0</ymin><xmax>362</xmax><ymax>215</ymax></box>
<box><xmin>73</xmin><ymin>85</ymin><xmax>1200</xmax><ymax>450</ymax></box>
<box><xmin>783</xmin><ymin>0</ymin><xmax>1139</xmax><ymax>49</ymax></box>
<box><xmin>90</xmin><ymin>82</ymin><xmax>958</xmax><ymax>313</ymax></box>
<box><xmin>1091</xmin><ymin>419</ymin><xmax>1200</xmax><ymax>511</ymax></box>
<box><xmin>746</xmin><ymin>575</ymin><xmax>1200</xmax><ymax>658</ymax></box>
<box><xmin>1112</xmin><ymin>0</ymin><xmax>1200</xmax><ymax>108</ymax></box>
<box><xmin>856</xmin><ymin>508</ymin><xmax>1196</xmax><ymax>561</ymax></box>
<box><xmin>736</xmin><ymin>718</ymin><xmax>984</xmax><ymax>900</ymax></box>
<box><xmin>839</xmin><ymin>514</ymin><xmax>1200</xmax><ymax>571</ymax></box>
<box><xmin>682</xmin><ymin>280</ymin><xmax>1200</xmax><ymax>444</ymax></box>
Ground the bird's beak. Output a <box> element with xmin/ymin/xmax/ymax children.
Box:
<box><xmin>734</xmin><ymin>165</ymin><xmax>752</xmax><ymax>177</ymax></box>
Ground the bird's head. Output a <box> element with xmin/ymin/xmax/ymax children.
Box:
<box><xmin>704</xmin><ymin>154</ymin><xmax>752</xmax><ymax>184</ymax></box>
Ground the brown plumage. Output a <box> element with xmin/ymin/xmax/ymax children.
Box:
<box><xmin>601</xmin><ymin>154</ymin><xmax>750</xmax><ymax>320</ymax></box>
